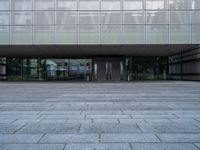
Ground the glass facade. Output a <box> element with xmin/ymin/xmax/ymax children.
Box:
<box><xmin>0</xmin><ymin>0</ymin><xmax>199</xmax><ymax>45</ymax></box>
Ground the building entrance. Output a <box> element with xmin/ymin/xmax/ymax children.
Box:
<box><xmin>93</xmin><ymin>57</ymin><xmax>121</xmax><ymax>81</ymax></box>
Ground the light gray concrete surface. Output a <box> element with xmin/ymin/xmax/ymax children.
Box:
<box><xmin>0</xmin><ymin>81</ymin><xmax>200</xmax><ymax>150</ymax></box>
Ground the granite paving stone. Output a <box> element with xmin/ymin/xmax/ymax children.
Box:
<box><xmin>64</xmin><ymin>143</ymin><xmax>131</xmax><ymax>150</ymax></box>
<box><xmin>158</xmin><ymin>134</ymin><xmax>200</xmax><ymax>142</ymax></box>
<box><xmin>0</xmin><ymin>134</ymin><xmax>43</xmax><ymax>144</ymax></box>
<box><xmin>0</xmin><ymin>144</ymin><xmax>65</xmax><ymax>150</ymax></box>
<box><xmin>130</xmin><ymin>143</ymin><xmax>200</xmax><ymax>150</ymax></box>
<box><xmin>40</xmin><ymin>134</ymin><xmax>99</xmax><ymax>143</ymax></box>
<box><xmin>0</xmin><ymin>82</ymin><xmax>200</xmax><ymax>149</ymax></box>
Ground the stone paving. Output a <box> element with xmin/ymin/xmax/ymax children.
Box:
<box><xmin>0</xmin><ymin>81</ymin><xmax>200</xmax><ymax>150</ymax></box>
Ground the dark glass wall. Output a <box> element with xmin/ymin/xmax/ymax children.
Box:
<box><xmin>125</xmin><ymin>57</ymin><xmax>169</xmax><ymax>80</ymax></box>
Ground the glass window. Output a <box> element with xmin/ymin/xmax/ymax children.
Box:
<box><xmin>101</xmin><ymin>0</ymin><xmax>121</xmax><ymax>10</ymax></box>
<box><xmin>11</xmin><ymin>0</ymin><xmax>32</xmax><ymax>10</ymax></box>
<box><xmin>0</xmin><ymin>26</ymin><xmax>9</xmax><ymax>44</ymax></box>
<box><xmin>12</xmin><ymin>12</ymin><xmax>32</xmax><ymax>25</ymax></box>
<box><xmin>170</xmin><ymin>25</ymin><xmax>191</xmax><ymax>44</ymax></box>
<box><xmin>79</xmin><ymin>12</ymin><xmax>100</xmax><ymax>24</ymax></box>
<box><xmin>170</xmin><ymin>11</ymin><xmax>191</xmax><ymax>24</ymax></box>
<box><xmin>101</xmin><ymin>12</ymin><xmax>122</xmax><ymax>24</ymax></box>
<box><xmin>192</xmin><ymin>11</ymin><xmax>200</xmax><ymax>24</ymax></box>
<box><xmin>56</xmin><ymin>25</ymin><xmax>77</xmax><ymax>44</ymax></box>
<box><xmin>56</xmin><ymin>11</ymin><xmax>77</xmax><ymax>25</ymax></box>
<box><xmin>79</xmin><ymin>25</ymin><xmax>100</xmax><ymax>44</ymax></box>
<box><xmin>79</xmin><ymin>0</ymin><xmax>99</xmax><ymax>10</ymax></box>
<box><xmin>146</xmin><ymin>25</ymin><xmax>168</xmax><ymax>44</ymax></box>
<box><xmin>101</xmin><ymin>25</ymin><xmax>122</xmax><ymax>44</ymax></box>
<box><xmin>123</xmin><ymin>25</ymin><xmax>145</xmax><ymax>44</ymax></box>
<box><xmin>33</xmin><ymin>26</ymin><xmax>55</xmax><ymax>44</ymax></box>
<box><xmin>0</xmin><ymin>0</ymin><xmax>9</xmax><ymax>10</ymax></box>
<box><xmin>34</xmin><ymin>11</ymin><xmax>55</xmax><ymax>25</ymax></box>
<box><xmin>123</xmin><ymin>11</ymin><xmax>144</xmax><ymax>24</ymax></box>
<box><xmin>34</xmin><ymin>0</ymin><xmax>54</xmax><ymax>10</ymax></box>
<box><xmin>146</xmin><ymin>0</ymin><xmax>168</xmax><ymax>10</ymax></box>
<box><xmin>192</xmin><ymin>25</ymin><xmax>200</xmax><ymax>43</ymax></box>
<box><xmin>123</xmin><ymin>0</ymin><xmax>143</xmax><ymax>10</ymax></box>
<box><xmin>169</xmin><ymin>0</ymin><xmax>191</xmax><ymax>10</ymax></box>
<box><xmin>0</xmin><ymin>12</ymin><xmax>9</xmax><ymax>25</ymax></box>
<box><xmin>11</xmin><ymin>26</ymin><xmax>32</xmax><ymax>44</ymax></box>
<box><xmin>56</xmin><ymin>0</ymin><xmax>77</xmax><ymax>10</ymax></box>
<box><xmin>192</xmin><ymin>0</ymin><xmax>200</xmax><ymax>10</ymax></box>
<box><xmin>146</xmin><ymin>11</ymin><xmax>168</xmax><ymax>24</ymax></box>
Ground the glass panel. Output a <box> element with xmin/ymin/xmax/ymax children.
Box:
<box><xmin>34</xmin><ymin>11</ymin><xmax>55</xmax><ymax>25</ymax></box>
<box><xmin>79</xmin><ymin>25</ymin><xmax>100</xmax><ymax>44</ymax></box>
<box><xmin>101</xmin><ymin>12</ymin><xmax>122</xmax><ymax>24</ymax></box>
<box><xmin>79</xmin><ymin>12</ymin><xmax>100</xmax><ymax>24</ymax></box>
<box><xmin>169</xmin><ymin>0</ymin><xmax>191</xmax><ymax>10</ymax></box>
<box><xmin>123</xmin><ymin>25</ymin><xmax>145</xmax><ymax>44</ymax></box>
<box><xmin>12</xmin><ymin>12</ymin><xmax>32</xmax><ymax>25</ymax></box>
<box><xmin>146</xmin><ymin>25</ymin><xmax>168</xmax><ymax>44</ymax></box>
<box><xmin>6</xmin><ymin>58</ymin><xmax>22</xmax><ymax>80</ymax></box>
<box><xmin>192</xmin><ymin>0</ymin><xmax>200</xmax><ymax>10</ymax></box>
<box><xmin>192</xmin><ymin>11</ymin><xmax>200</xmax><ymax>24</ymax></box>
<box><xmin>33</xmin><ymin>26</ymin><xmax>54</xmax><ymax>44</ymax></box>
<box><xmin>56</xmin><ymin>11</ymin><xmax>77</xmax><ymax>24</ymax></box>
<box><xmin>56</xmin><ymin>0</ymin><xmax>77</xmax><ymax>10</ymax></box>
<box><xmin>101</xmin><ymin>25</ymin><xmax>122</xmax><ymax>44</ymax></box>
<box><xmin>123</xmin><ymin>11</ymin><xmax>144</xmax><ymax>24</ymax></box>
<box><xmin>11</xmin><ymin>26</ymin><xmax>32</xmax><ymax>44</ymax></box>
<box><xmin>123</xmin><ymin>0</ymin><xmax>143</xmax><ymax>10</ymax></box>
<box><xmin>170</xmin><ymin>11</ymin><xmax>191</xmax><ymax>24</ymax></box>
<box><xmin>192</xmin><ymin>25</ymin><xmax>200</xmax><ymax>44</ymax></box>
<box><xmin>0</xmin><ymin>0</ymin><xmax>9</xmax><ymax>10</ymax></box>
<box><xmin>0</xmin><ymin>12</ymin><xmax>9</xmax><ymax>25</ymax></box>
<box><xmin>11</xmin><ymin>0</ymin><xmax>32</xmax><ymax>10</ymax></box>
<box><xmin>101</xmin><ymin>0</ymin><xmax>121</xmax><ymax>10</ymax></box>
<box><xmin>0</xmin><ymin>26</ymin><xmax>9</xmax><ymax>44</ymax></box>
<box><xmin>56</xmin><ymin>25</ymin><xmax>77</xmax><ymax>44</ymax></box>
<box><xmin>146</xmin><ymin>11</ymin><xmax>168</xmax><ymax>24</ymax></box>
<box><xmin>23</xmin><ymin>59</ymin><xmax>44</xmax><ymax>80</ymax></box>
<box><xmin>146</xmin><ymin>0</ymin><xmax>168</xmax><ymax>10</ymax></box>
<box><xmin>34</xmin><ymin>0</ymin><xmax>54</xmax><ymax>10</ymax></box>
<box><xmin>79</xmin><ymin>0</ymin><xmax>99</xmax><ymax>10</ymax></box>
<box><xmin>170</xmin><ymin>25</ymin><xmax>191</xmax><ymax>44</ymax></box>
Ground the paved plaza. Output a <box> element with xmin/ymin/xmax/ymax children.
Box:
<box><xmin>0</xmin><ymin>81</ymin><xmax>200</xmax><ymax>150</ymax></box>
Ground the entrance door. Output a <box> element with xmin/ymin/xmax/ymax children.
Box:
<box><xmin>93</xmin><ymin>57</ymin><xmax>121</xmax><ymax>81</ymax></box>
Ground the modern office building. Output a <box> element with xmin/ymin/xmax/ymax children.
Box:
<box><xmin>0</xmin><ymin>0</ymin><xmax>200</xmax><ymax>81</ymax></box>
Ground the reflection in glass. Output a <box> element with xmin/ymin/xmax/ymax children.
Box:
<box><xmin>123</xmin><ymin>25</ymin><xmax>145</xmax><ymax>44</ymax></box>
<box><xmin>169</xmin><ymin>0</ymin><xmax>191</xmax><ymax>10</ymax></box>
<box><xmin>101</xmin><ymin>12</ymin><xmax>122</xmax><ymax>24</ymax></box>
<box><xmin>11</xmin><ymin>0</ymin><xmax>32</xmax><ymax>10</ymax></box>
<box><xmin>79</xmin><ymin>12</ymin><xmax>100</xmax><ymax>24</ymax></box>
<box><xmin>146</xmin><ymin>25</ymin><xmax>168</xmax><ymax>44</ymax></box>
<box><xmin>101</xmin><ymin>0</ymin><xmax>121</xmax><ymax>10</ymax></box>
<box><xmin>56</xmin><ymin>11</ymin><xmax>77</xmax><ymax>24</ymax></box>
<box><xmin>0</xmin><ymin>12</ymin><xmax>10</xmax><ymax>25</ymax></box>
<box><xmin>79</xmin><ymin>0</ymin><xmax>99</xmax><ymax>10</ymax></box>
<box><xmin>56</xmin><ymin>0</ymin><xmax>77</xmax><ymax>10</ymax></box>
<box><xmin>124</xmin><ymin>0</ymin><xmax>143</xmax><ymax>10</ymax></box>
<box><xmin>0</xmin><ymin>26</ymin><xmax>9</xmax><ymax>44</ymax></box>
<box><xmin>146</xmin><ymin>0</ymin><xmax>168</xmax><ymax>10</ymax></box>
<box><xmin>146</xmin><ymin>11</ymin><xmax>168</xmax><ymax>24</ymax></box>
<box><xmin>0</xmin><ymin>0</ymin><xmax>9</xmax><ymax>10</ymax></box>
<box><xmin>123</xmin><ymin>11</ymin><xmax>144</xmax><ymax>24</ymax></box>
<box><xmin>12</xmin><ymin>12</ymin><xmax>32</xmax><ymax>25</ymax></box>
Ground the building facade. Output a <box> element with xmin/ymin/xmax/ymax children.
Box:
<box><xmin>0</xmin><ymin>0</ymin><xmax>200</xmax><ymax>81</ymax></box>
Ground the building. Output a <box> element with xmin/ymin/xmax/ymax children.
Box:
<box><xmin>0</xmin><ymin>0</ymin><xmax>200</xmax><ymax>81</ymax></box>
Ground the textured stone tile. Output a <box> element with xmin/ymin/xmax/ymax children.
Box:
<box><xmin>86</xmin><ymin>115</ymin><xmax>130</xmax><ymax>119</ymax></box>
<box><xmin>82</xmin><ymin>111</ymin><xmax>122</xmax><ymax>115</ymax></box>
<box><xmin>40</xmin><ymin>115</ymin><xmax>85</xmax><ymax>119</ymax></box>
<box><xmin>131</xmin><ymin>114</ymin><xmax>176</xmax><ymax>119</ymax></box>
<box><xmin>40</xmin><ymin>134</ymin><xmax>99</xmax><ymax>143</ymax></box>
<box><xmin>158</xmin><ymin>134</ymin><xmax>200</xmax><ymax>142</ymax></box>
<box><xmin>119</xmin><ymin>119</ymin><xmax>145</xmax><ymax>124</ymax></box>
<box><xmin>17</xmin><ymin>123</ymin><xmax>80</xmax><ymax>134</ymax></box>
<box><xmin>195</xmin><ymin>143</ymin><xmax>200</xmax><ymax>148</ymax></box>
<box><xmin>145</xmin><ymin>119</ymin><xmax>172</xmax><ymax>123</ymax></box>
<box><xmin>170</xmin><ymin>119</ymin><xmax>199</xmax><ymax>123</ymax></box>
<box><xmin>101</xmin><ymin>134</ymin><xmax>159</xmax><ymax>142</ymax></box>
<box><xmin>66</xmin><ymin>119</ymin><xmax>92</xmax><ymax>124</ymax></box>
<box><xmin>0</xmin><ymin>144</ymin><xmax>65</xmax><ymax>150</ymax></box>
<box><xmin>131</xmin><ymin>143</ymin><xmax>199</xmax><ymax>150</ymax></box>
<box><xmin>80</xmin><ymin>123</ymin><xmax>141</xmax><ymax>133</ymax></box>
<box><xmin>0</xmin><ymin>134</ymin><xmax>43</xmax><ymax>143</ymax></box>
<box><xmin>39</xmin><ymin>119</ymin><xmax>66</xmax><ymax>124</ymax></box>
<box><xmin>64</xmin><ymin>143</ymin><xmax>131</xmax><ymax>150</ymax></box>
<box><xmin>138</xmin><ymin>123</ymin><xmax>200</xmax><ymax>133</ymax></box>
<box><xmin>93</xmin><ymin>119</ymin><xmax>118</xmax><ymax>123</ymax></box>
<box><xmin>0</xmin><ymin>124</ymin><xmax>22</xmax><ymax>134</ymax></box>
